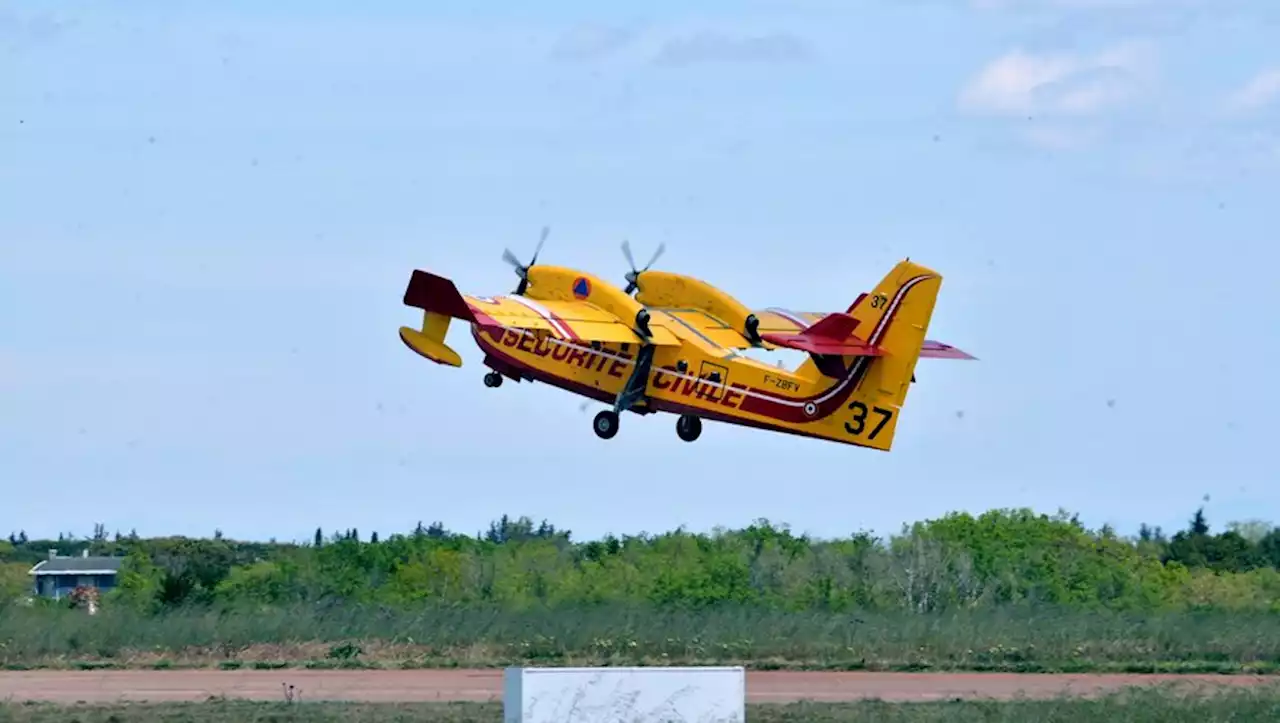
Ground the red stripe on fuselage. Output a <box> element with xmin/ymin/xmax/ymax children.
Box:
<box><xmin>648</xmin><ymin>398</ymin><xmax>882</xmax><ymax>450</ymax></box>
<box><xmin>543</xmin><ymin>308</ymin><xmax>581</xmax><ymax>342</ymax></box>
<box><xmin>502</xmin><ymin>296</ymin><xmax>581</xmax><ymax>341</ymax></box>
<box><xmin>464</xmin><ymin>303</ymin><xmax>502</xmax><ymax>329</ymax></box>
<box><xmin>470</xmin><ymin>325</ymin><xmax>634</xmax><ymax>408</ymax></box>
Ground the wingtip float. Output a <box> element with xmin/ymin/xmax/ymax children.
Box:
<box><xmin>399</xmin><ymin>231</ymin><xmax>975</xmax><ymax>451</ymax></box>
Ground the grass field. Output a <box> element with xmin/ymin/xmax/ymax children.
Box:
<box><xmin>4</xmin><ymin>686</ymin><xmax>1280</xmax><ymax>722</ymax></box>
<box><xmin>4</xmin><ymin>604</ymin><xmax>1280</xmax><ymax>673</ymax></box>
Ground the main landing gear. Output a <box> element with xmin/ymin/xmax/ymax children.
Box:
<box><xmin>676</xmin><ymin>414</ymin><xmax>702</xmax><ymax>442</ymax></box>
<box><xmin>593</xmin><ymin>410</ymin><xmax>619</xmax><ymax>439</ymax></box>
<box><xmin>593</xmin><ymin>410</ymin><xmax>702</xmax><ymax>442</ymax></box>
<box><xmin>591</xmin><ymin>343</ymin><xmax>656</xmax><ymax>441</ymax></box>
<box><xmin>483</xmin><ymin>371</ymin><xmax>503</xmax><ymax>388</ymax></box>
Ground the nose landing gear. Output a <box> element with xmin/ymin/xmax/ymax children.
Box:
<box><xmin>676</xmin><ymin>414</ymin><xmax>701</xmax><ymax>442</ymax></box>
<box><xmin>484</xmin><ymin>371</ymin><xmax>503</xmax><ymax>388</ymax></box>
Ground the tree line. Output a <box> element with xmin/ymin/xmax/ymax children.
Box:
<box><xmin>3</xmin><ymin>508</ymin><xmax>1280</xmax><ymax>614</ymax></box>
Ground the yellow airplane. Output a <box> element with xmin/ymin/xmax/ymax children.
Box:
<box><xmin>398</xmin><ymin>230</ymin><xmax>975</xmax><ymax>450</ymax></box>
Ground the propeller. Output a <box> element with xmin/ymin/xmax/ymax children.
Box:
<box><xmin>503</xmin><ymin>226</ymin><xmax>551</xmax><ymax>295</ymax></box>
<box><xmin>621</xmin><ymin>238</ymin><xmax>666</xmax><ymax>295</ymax></box>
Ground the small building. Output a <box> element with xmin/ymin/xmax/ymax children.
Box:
<box><xmin>28</xmin><ymin>549</ymin><xmax>123</xmax><ymax>600</ymax></box>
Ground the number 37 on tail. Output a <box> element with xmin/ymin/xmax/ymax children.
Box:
<box><xmin>398</xmin><ymin>233</ymin><xmax>976</xmax><ymax>451</ymax></box>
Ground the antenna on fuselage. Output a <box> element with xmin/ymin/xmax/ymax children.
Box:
<box><xmin>502</xmin><ymin>225</ymin><xmax>550</xmax><ymax>295</ymax></box>
<box><xmin>621</xmin><ymin>238</ymin><xmax>666</xmax><ymax>295</ymax></box>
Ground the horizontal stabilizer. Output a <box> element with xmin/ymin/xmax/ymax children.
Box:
<box><xmin>399</xmin><ymin>326</ymin><xmax>464</xmax><ymax>367</ymax></box>
<box><xmin>403</xmin><ymin>270</ymin><xmax>477</xmax><ymax>323</ymax></box>
<box><xmin>761</xmin><ymin>333</ymin><xmax>884</xmax><ymax>356</ymax></box>
<box><xmin>759</xmin><ymin>311</ymin><xmax>884</xmax><ymax>356</ymax></box>
<box><xmin>920</xmin><ymin>340</ymin><xmax>977</xmax><ymax>360</ymax></box>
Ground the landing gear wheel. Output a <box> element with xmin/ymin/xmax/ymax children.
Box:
<box><xmin>484</xmin><ymin>371</ymin><xmax>503</xmax><ymax>388</ymax></box>
<box><xmin>676</xmin><ymin>414</ymin><xmax>702</xmax><ymax>442</ymax></box>
<box><xmin>593</xmin><ymin>410</ymin><xmax>619</xmax><ymax>439</ymax></box>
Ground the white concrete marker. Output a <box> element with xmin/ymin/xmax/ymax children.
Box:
<box><xmin>503</xmin><ymin>665</ymin><xmax>746</xmax><ymax>723</ymax></box>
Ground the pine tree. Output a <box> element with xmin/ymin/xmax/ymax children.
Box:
<box><xmin>1191</xmin><ymin>508</ymin><xmax>1210</xmax><ymax>536</ymax></box>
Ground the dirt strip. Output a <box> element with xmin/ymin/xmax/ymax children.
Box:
<box><xmin>1</xmin><ymin>670</ymin><xmax>1274</xmax><ymax>704</ymax></box>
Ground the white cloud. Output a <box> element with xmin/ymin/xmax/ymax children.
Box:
<box><xmin>0</xmin><ymin>7</ymin><xmax>77</xmax><ymax>45</ymax></box>
<box><xmin>548</xmin><ymin>25</ymin><xmax>637</xmax><ymax>62</ymax></box>
<box><xmin>1224</xmin><ymin>68</ymin><xmax>1280</xmax><ymax>113</ymax></box>
<box><xmin>1018</xmin><ymin>124</ymin><xmax>1101</xmax><ymax>150</ymax></box>
<box><xmin>958</xmin><ymin>41</ymin><xmax>1157</xmax><ymax>117</ymax></box>
<box><xmin>1132</xmin><ymin>127</ymin><xmax>1280</xmax><ymax>181</ymax></box>
<box><xmin>652</xmin><ymin>31</ymin><xmax>812</xmax><ymax>67</ymax></box>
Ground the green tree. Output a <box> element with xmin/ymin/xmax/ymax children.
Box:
<box><xmin>0</xmin><ymin>562</ymin><xmax>31</xmax><ymax>605</ymax></box>
<box><xmin>1259</xmin><ymin>529</ymin><xmax>1280</xmax><ymax>568</ymax></box>
<box><xmin>214</xmin><ymin>560</ymin><xmax>298</xmax><ymax>605</ymax></box>
<box><xmin>107</xmin><ymin>549</ymin><xmax>165</xmax><ymax>613</ymax></box>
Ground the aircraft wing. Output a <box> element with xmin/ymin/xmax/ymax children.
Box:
<box><xmin>647</xmin><ymin>309</ymin><xmax>757</xmax><ymax>352</ymax></box>
<box><xmin>403</xmin><ymin>270</ymin><xmax>678</xmax><ymax>345</ymax></box>
<box><xmin>466</xmin><ymin>295</ymin><xmax>680</xmax><ymax>345</ymax></box>
<box><xmin>753</xmin><ymin>308</ymin><xmax>830</xmax><ymax>333</ymax></box>
<box><xmin>643</xmin><ymin>306</ymin><xmax>901</xmax><ymax>356</ymax></box>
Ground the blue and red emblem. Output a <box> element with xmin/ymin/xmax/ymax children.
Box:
<box><xmin>572</xmin><ymin>276</ymin><xmax>591</xmax><ymax>299</ymax></box>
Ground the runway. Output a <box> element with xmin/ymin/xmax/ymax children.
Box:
<box><xmin>1</xmin><ymin>669</ymin><xmax>1274</xmax><ymax>704</ymax></box>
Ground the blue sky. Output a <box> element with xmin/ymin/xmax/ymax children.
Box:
<box><xmin>4</xmin><ymin>0</ymin><xmax>1279</xmax><ymax>545</ymax></box>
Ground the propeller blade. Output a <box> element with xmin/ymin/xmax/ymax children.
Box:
<box><xmin>643</xmin><ymin>242</ymin><xmax>666</xmax><ymax>272</ymax></box>
<box><xmin>529</xmin><ymin>226</ymin><xmax>549</xmax><ymax>266</ymax></box>
<box><xmin>501</xmin><ymin>248</ymin><xmax>525</xmax><ymax>272</ymax></box>
<box><xmin>621</xmin><ymin>239</ymin><xmax>636</xmax><ymax>272</ymax></box>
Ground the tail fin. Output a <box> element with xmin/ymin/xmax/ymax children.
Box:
<box><xmin>849</xmin><ymin>260</ymin><xmax>939</xmax><ymax>351</ymax></box>
<box><xmin>850</xmin><ymin>259</ymin><xmax>943</xmax><ymax>408</ymax></box>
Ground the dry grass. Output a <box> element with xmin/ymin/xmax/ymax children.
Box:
<box><xmin>5</xmin><ymin>604</ymin><xmax>1280</xmax><ymax>674</ymax></box>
